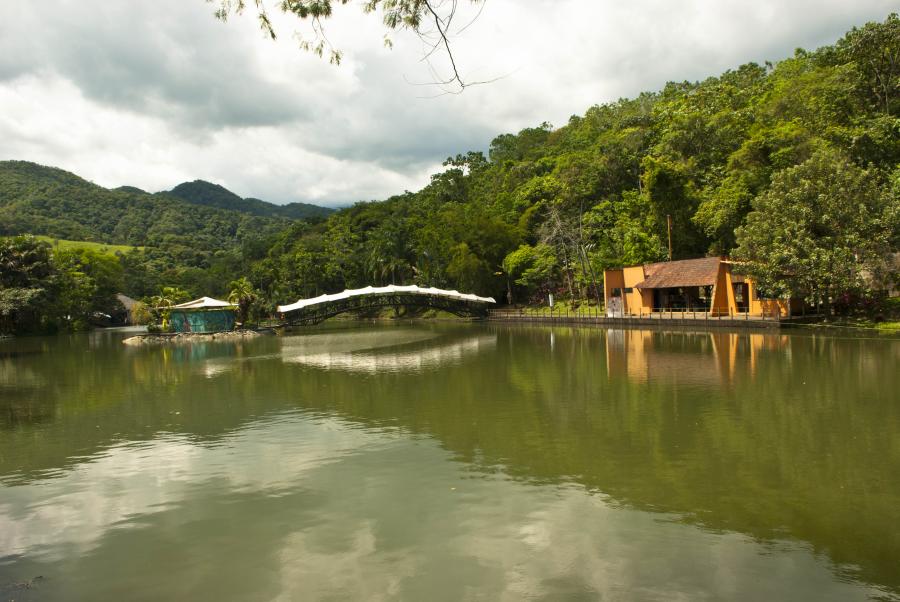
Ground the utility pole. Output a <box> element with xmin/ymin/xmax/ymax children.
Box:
<box><xmin>667</xmin><ymin>214</ymin><xmax>673</xmax><ymax>261</ymax></box>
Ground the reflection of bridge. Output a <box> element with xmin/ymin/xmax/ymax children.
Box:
<box><xmin>281</xmin><ymin>332</ymin><xmax>498</xmax><ymax>373</ymax></box>
<box><xmin>276</xmin><ymin>285</ymin><xmax>496</xmax><ymax>326</ymax></box>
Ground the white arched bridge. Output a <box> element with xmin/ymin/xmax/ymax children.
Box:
<box><xmin>276</xmin><ymin>285</ymin><xmax>496</xmax><ymax>326</ymax></box>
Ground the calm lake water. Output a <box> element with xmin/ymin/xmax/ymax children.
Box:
<box><xmin>1</xmin><ymin>323</ymin><xmax>898</xmax><ymax>601</ymax></box>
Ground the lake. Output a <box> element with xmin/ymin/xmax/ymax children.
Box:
<box><xmin>1</xmin><ymin>323</ymin><xmax>898</xmax><ymax>601</ymax></box>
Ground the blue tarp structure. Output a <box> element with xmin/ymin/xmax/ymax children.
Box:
<box><xmin>168</xmin><ymin>297</ymin><xmax>237</xmax><ymax>333</ymax></box>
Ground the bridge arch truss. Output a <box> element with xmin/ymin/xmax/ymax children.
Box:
<box><xmin>276</xmin><ymin>285</ymin><xmax>496</xmax><ymax>326</ymax></box>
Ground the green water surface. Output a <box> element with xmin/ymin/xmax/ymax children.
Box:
<box><xmin>0</xmin><ymin>323</ymin><xmax>898</xmax><ymax>601</ymax></box>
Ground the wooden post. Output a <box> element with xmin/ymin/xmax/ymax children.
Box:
<box><xmin>667</xmin><ymin>214</ymin><xmax>673</xmax><ymax>261</ymax></box>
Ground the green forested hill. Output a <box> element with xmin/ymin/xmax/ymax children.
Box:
<box><xmin>1</xmin><ymin>14</ymin><xmax>898</xmax><ymax>333</ymax></box>
<box><xmin>0</xmin><ymin>161</ymin><xmax>290</xmax><ymax>254</ymax></box>
<box><xmin>167</xmin><ymin>180</ymin><xmax>333</xmax><ymax>220</ymax></box>
<box><xmin>241</xmin><ymin>14</ymin><xmax>898</xmax><ymax>310</ymax></box>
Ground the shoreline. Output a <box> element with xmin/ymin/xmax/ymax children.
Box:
<box><xmin>122</xmin><ymin>330</ymin><xmax>261</xmax><ymax>345</ymax></box>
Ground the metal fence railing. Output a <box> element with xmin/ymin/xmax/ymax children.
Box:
<box><xmin>488</xmin><ymin>306</ymin><xmax>784</xmax><ymax>322</ymax></box>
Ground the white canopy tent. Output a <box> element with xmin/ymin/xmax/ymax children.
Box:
<box><xmin>171</xmin><ymin>297</ymin><xmax>236</xmax><ymax>310</ymax></box>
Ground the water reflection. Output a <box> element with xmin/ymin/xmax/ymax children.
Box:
<box><xmin>0</xmin><ymin>324</ymin><xmax>898</xmax><ymax>600</ymax></box>
<box><xmin>605</xmin><ymin>329</ymin><xmax>795</xmax><ymax>387</ymax></box>
<box><xmin>281</xmin><ymin>330</ymin><xmax>497</xmax><ymax>373</ymax></box>
<box><xmin>1</xmin><ymin>411</ymin><xmax>890</xmax><ymax>601</ymax></box>
<box><xmin>0</xmin><ymin>414</ymin><xmax>379</xmax><ymax>562</ymax></box>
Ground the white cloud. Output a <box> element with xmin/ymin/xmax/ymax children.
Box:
<box><xmin>0</xmin><ymin>0</ymin><xmax>895</xmax><ymax>206</ymax></box>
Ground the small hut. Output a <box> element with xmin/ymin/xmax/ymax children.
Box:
<box><xmin>114</xmin><ymin>293</ymin><xmax>138</xmax><ymax>325</ymax></box>
<box><xmin>168</xmin><ymin>297</ymin><xmax>237</xmax><ymax>333</ymax></box>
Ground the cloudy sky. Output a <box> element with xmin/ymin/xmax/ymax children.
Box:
<box><xmin>0</xmin><ymin>1</ymin><xmax>894</xmax><ymax>207</ymax></box>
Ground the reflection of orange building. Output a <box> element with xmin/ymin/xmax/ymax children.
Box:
<box><xmin>746</xmin><ymin>332</ymin><xmax>790</xmax><ymax>378</ymax></box>
<box><xmin>604</xmin><ymin>257</ymin><xmax>800</xmax><ymax>318</ymax></box>
<box><xmin>606</xmin><ymin>329</ymin><xmax>724</xmax><ymax>387</ymax></box>
<box><xmin>605</xmin><ymin>329</ymin><xmax>791</xmax><ymax>387</ymax></box>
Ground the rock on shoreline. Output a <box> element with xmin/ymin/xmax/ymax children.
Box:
<box><xmin>123</xmin><ymin>330</ymin><xmax>261</xmax><ymax>345</ymax></box>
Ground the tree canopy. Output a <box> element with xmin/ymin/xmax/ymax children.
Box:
<box><xmin>735</xmin><ymin>149</ymin><xmax>898</xmax><ymax>309</ymax></box>
<box><xmin>3</xmin><ymin>14</ymin><xmax>899</xmax><ymax>328</ymax></box>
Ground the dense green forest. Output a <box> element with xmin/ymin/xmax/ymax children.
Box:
<box><xmin>0</xmin><ymin>161</ymin><xmax>333</xmax><ymax>306</ymax></box>
<box><xmin>1</xmin><ymin>14</ymin><xmax>898</xmax><ymax>333</ymax></box>
<box><xmin>241</xmin><ymin>14</ymin><xmax>898</xmax><ymax>312</ymax></box>
<box><xmin>0</xmin><ymin>161</ymin><xmax>297</xmax><ymax>252</ymax></box>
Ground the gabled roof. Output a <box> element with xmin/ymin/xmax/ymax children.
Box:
<box><xmin>635</xmin><ymin>256</ymin><xmax>722</xmax><ymax>289</ymax></box>
<box><xmin>116</xmin><ymin>293</ymin><xmax>137</xmax><ymax>310</ymax></box>
<box><xmin>171</xmin><ymin>296</ymin><xmax>236</xmax><ymax>310</ymax></box>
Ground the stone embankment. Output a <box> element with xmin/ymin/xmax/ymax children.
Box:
<box><xmin>123</xmin><ymin>330</ymin><xmax>261</xmax><ymax>345</ymax></box>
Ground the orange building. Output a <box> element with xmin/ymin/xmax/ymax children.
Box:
<box><xmin>603</xmin><ymin>257</ymin><xmax>797</xmax><ymax>318</ymax></box>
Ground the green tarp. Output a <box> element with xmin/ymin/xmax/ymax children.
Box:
<box><xmin>169</xmin><ymin>309</ymin><xmax>235</xmax><ymax>333</ymax></box>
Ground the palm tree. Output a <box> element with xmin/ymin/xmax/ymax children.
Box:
<box><xmin>149</xmin><ymin>286</ymin><xmax>187</xmax><ymax>331</ymax></box>
<box><xmin>382</xmin><ymin>256</ymin><xmax>410</xmax><ymax>285</ymax></box>
<box><xmin>228</xmin><ymin>277</ymin><xmax>257</xmax><ymax>328</ymax></box>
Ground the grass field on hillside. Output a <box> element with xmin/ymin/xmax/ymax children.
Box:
<box><xmin>7</xmin><ymin>235</ymin><xmax>143</xmax><ymax>255</ymax></box>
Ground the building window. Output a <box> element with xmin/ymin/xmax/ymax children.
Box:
<box><xmin>611</xmin><ymin>288</ymin><xmax>622</xmax><ymax>297</ymax></box>
<box><xmin>624</xmin><ymin>287</ymin><xmax>633</xmax><ymax>293</ymax></box>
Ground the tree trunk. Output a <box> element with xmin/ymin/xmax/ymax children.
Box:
<box><xmin>582</xmin><ymin>245</ymin><xmax>603</xmax><ymax>306</ymax></box>
<box><xmin>575</xmin><ymin>248</ymin><xmax>589</xmax><ymax>301</ymax></box>
<box><xmin>822</xmin><ymin>285</ymin><xmax>832</xmax><ymax>318</ymax></box>
<box><xmin>561</xmin><ymin>247</ymin><xmax>575</xmax><ymax>301</ymax></box>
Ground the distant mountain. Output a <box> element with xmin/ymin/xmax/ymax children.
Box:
<box><xmin>167</xmin><ymin>180</ymin><xmax>333</xmax><ymax>220</ymax></box>
<box><xmin>114</xmin><ymin>185</ymin><xmax>147</xmax><ymax>194</ymax></box>
<box><xmin>0</xmin><ymin>161</ymin><xmax>291</xmax><ymax>253</ymax></box>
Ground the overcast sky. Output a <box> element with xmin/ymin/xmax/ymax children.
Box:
<box><xmin>0</xmin><ymin>1</ymin><xmax>894</xmax><ymax>207</ymax></box>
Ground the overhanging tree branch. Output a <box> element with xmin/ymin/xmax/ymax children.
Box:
<box><xmin>209</xmin><ymin>0</ymin><xmax>489</xmax><ymax>92</ymax></box>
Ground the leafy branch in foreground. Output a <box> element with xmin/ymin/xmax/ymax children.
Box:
<box><xmin>209</xmin><ymin>0</ymin><xmax>485</xmax><ymax>92</ymax></box>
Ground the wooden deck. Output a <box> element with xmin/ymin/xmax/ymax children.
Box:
<box><xmin>487</xmin><ymin>308</ymin><xmax>790</xmax><ymax>329</ymax></box>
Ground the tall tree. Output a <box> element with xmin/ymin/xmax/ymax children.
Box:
<box><xmin>0</xmin><ymin>236</ymin><xmax>55</xmax><ymax>334</ymax></box>
<box><xmin>836</xmin><ymin>13</ymin><xmax>900</xmax><ymax>116</ymax></box>
<box><xmin>502</xmin><ymin>243</ymin><xmax>556</xmax><ymax>304</ymax></box>
<box><xmin>734</xmin><ymin>149</ymin><xmax>898</xmax><ymax>313</ymax></box>
<box><xmin>228</xmin><ymin>277</ymin><xmax>259</xmax><ymax>326</ymax></box>
<box><xmin>149</xmin><ymin>286</ymin><xmax>190</xmax><ymax>331</ymax></box>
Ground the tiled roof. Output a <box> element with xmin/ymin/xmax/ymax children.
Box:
<box><xmin>635</xmin><ymin>256</ymin><xmax>722</xmax><ymax>289</ymax></box>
